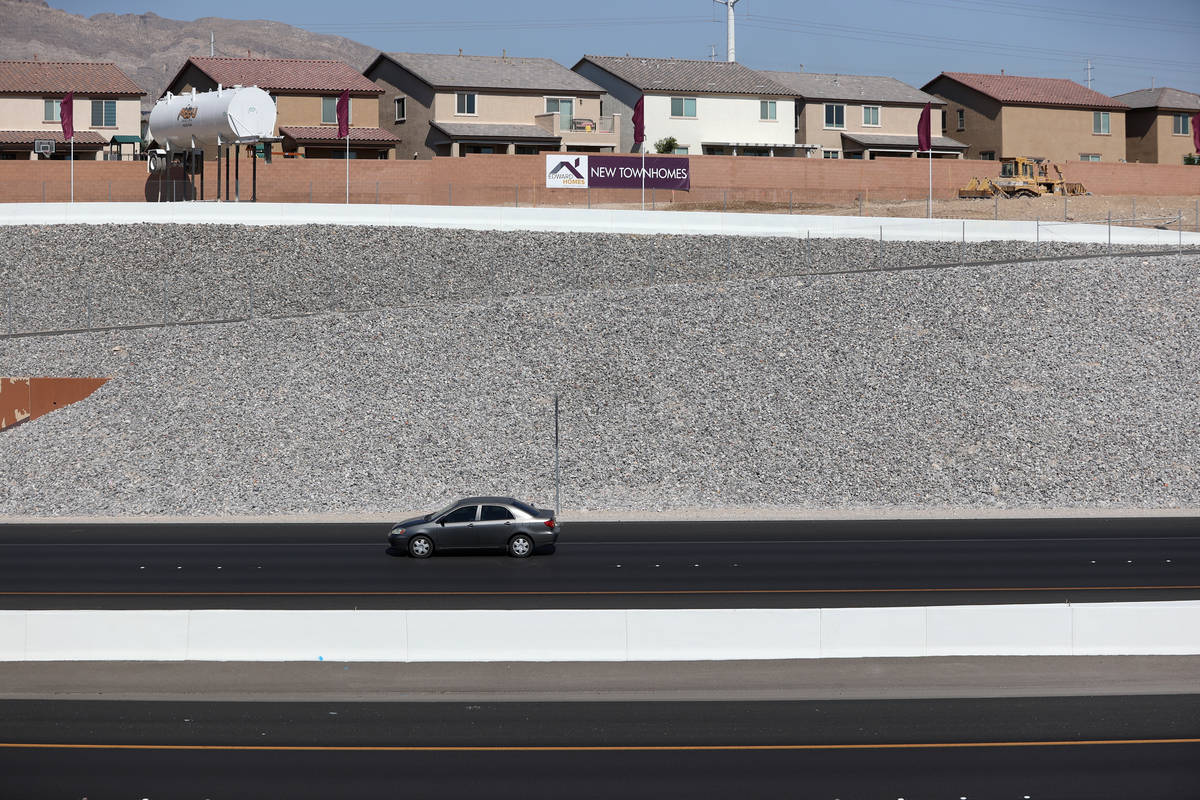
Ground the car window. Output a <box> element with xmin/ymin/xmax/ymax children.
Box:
<box><xmin>481</xmin><ymin>505</ymin><xmax>514</xmax><ymax>521</ymax></box>
<box><xmin>510</xmin><ymin>500</ymin><xmax>539</xmax><ymax>516</ymax></box>
<box><xmin>442</xmin><ymin>505</ymin><xmax>478</xmax><ymax>524</ymax></box>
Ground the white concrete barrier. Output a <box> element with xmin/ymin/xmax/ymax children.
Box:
<box><xmin>2</xmin><ymin>602</ymin><xmax>1199</xmax><ymax>662</ymax></box>
<box><xmin>4</xmin><ymin>202</ymin><xmax>1196</xmax><ymax>246</ymax></box>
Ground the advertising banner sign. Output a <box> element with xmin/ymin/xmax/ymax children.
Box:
<box><xmin>546</xmin><ymin>154</ymin><xmax>690</xmax><ymax>190</ymax></box>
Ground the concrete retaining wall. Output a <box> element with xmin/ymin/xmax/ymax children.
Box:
<box><xmin>2</xmin><ymin>602</ymin><xmax>1198</xmax><ymax>662</ymax></box>
<box><xmin>4</xmin><ymin>202</ymin><xmax>1197</xmax><ymax>245</ymax></box>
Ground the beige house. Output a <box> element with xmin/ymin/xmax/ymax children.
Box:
<box><xmin>0</xmin><ymin>60</ymin><xmax>144</xmax><ymax>160</ymax></box>
<box><xmin>1112</xmin><ymin>87</ymin><xmax>1199</xmax><ymax>164</ymax></box>
<box><xmin>162</xmin><ymin>57</ymin><xmax>398</xmax><ymax>159</ymax></box>
<box><xmin>922</xmin><ymin>72</ymin><xmax>1127</xmax><ymax>163</ymax></box>
<box><xmin>365</xmin><ymin>52</ymin><xmax>618</xmax><ymax>158</ymax></box>
<box><xmin>761</xmin><ymin>71</ymin><xmax>965</xmax><ymax>159</ymax></box>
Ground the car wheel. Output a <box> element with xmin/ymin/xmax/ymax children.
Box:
<box><xmin>507</xmin><ymin>533</ymin><xmax>534</xmax><ymax>558</ymax></box>
<box><xmin>408</xmin><ymin>535</ymin><xmax>434</xmax><ymax>559</ymax></box>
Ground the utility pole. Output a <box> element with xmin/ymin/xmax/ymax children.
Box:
<box><xmin>210</xmin><ymin>32</ymin><xmax>214</xmax><ymax>57</ymax></box>
<box><xmin>715</xmin><ymin>0</ymin><xmax>741</xmax><ymax>62</ymax></box>
<box><xmin>709</xmin><ymin>44</ymin><xmax>718</xmax><ymax>61</ymax></box>
<box><xmin>1085</xmin><ymin>59</ymin><xmax>1093</xmax><ymax>90</ymax></box>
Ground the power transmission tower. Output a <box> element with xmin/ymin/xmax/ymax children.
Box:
<box><xmin>714</xmin><ymin>0</ymin><xmax>741</xmax><ymax>62</ymax></box>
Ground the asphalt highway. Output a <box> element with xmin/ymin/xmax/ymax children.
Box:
<box><xmin>1</xmin><ymin>695</ymin><xmax>1197</xmax><ymax>798</ymax></box>
<box><xmin>0</xmin><ymin>517</ymin><xmax>1196</xmax><ymax>609</ymax></box>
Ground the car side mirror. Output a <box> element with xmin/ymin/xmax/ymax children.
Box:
<box><xmin>438</xmin><ymin>519</ymin><xmax>446</xmax><ymax>526</ymax></box>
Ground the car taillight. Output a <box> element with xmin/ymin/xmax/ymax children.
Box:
<box><xmin>544</xmin><ymin>519</ymin><xmax>556</xmax><ymax>529</ymax></box>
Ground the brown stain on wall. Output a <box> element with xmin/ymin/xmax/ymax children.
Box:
<box><xmin>0</xmin><ymin>377</ymin><xmax>109</xmax><ymax>431</ymax></box>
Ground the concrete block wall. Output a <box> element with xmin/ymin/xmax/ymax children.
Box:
<box><xmin>2</xmin><ymin>155</ymin><xmax>1198</xmax><ymax>206</ymax></box>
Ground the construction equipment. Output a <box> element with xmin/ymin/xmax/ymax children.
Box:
<box><xmin>959</xmin><ymin>156</ymin><xmax>1088</xmax><ymax>199</ymax></box>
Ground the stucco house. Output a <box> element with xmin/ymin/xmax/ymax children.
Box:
<box><xmin>1112</xmin><ymin>87</ymin><xmax>1199</xmax><ymax>165</ymax></box>
<box><xmin>572</xmin><ymin>56</ymin><xmax>799</xmax><ymax>156</ymax></box>
<box><xmin>921</xmin><ymin>72</ymin><xmax>1127</xmax><ymax>163</ymax></box>
<box><xmin>365</xmin><ymin>52</ymin><xmax>618</xmax><ymax>159</ymax></box>
<box><xmin>0</xmin><ymin>60</ymin><xmax>144</xmax><ymax>160</ymax></box>
<box><xmin>761</xmin><ymin>70</ymin><xmax>965</xmax><ymax>159</ymax></box>
<box><xmin>161</xmin><ymin>57</ymin><xmax>398</xmax><ymax>159</ymax></box>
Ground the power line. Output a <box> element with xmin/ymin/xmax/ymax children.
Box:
<box><xmin>739</xmin><ymin>16</ymin><xmax>1200</xmax><ymax>72</ymax></box>
<box><xmin>892</xmin><ymin>0</ymin><xmax>1200</xmax><ymax>34</ymax></box>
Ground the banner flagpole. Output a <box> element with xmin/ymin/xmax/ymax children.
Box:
<box><xmin>641</xmin><ymin>146</ymin><xmax>645</xmax><ymax>211</ymax></box>
<box><xmin>70</xmin><ymin>138</ymin><xmax>74</xmax><ymax>203</ymax></box>
<box><xmin>345</xmin><ymin>135</ymin><xmax>349</xmax><ymax>204</ymax></box>
<box><xmin>927</xmin><ymin>145</ymin><xmax>932</xmax><ymax>219</ymax></box>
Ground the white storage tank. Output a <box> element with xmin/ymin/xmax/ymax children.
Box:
<box><xmin>148</xmin><ymin>86</ymin><xmax>276</xmax><ymax>153</ymax></box>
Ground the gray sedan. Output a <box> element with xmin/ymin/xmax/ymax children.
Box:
<box><xmin>388</xmin><ymin>497</ymin><xmax>558</xmax><ymax>558</ymax></box>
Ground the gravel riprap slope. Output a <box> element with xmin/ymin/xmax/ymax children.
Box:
<box><xmin>1</xmin><ymin>240</ymin><xmax>1196</xmax><ymax>516</ymax></box>
<box><xmin>0</xmin><ymin>225</ymin><xmax>1162</xmax><ymax>335</ymax></box>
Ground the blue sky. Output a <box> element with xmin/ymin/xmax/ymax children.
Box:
<box><xmin>55</xmin><ymin>0</ymin><xmax>1200</xmax><ymax>95</ymax></box>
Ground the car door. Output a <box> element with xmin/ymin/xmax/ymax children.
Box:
<box><xmin>477</xmin><ymin>504</ymin><xmax>516</xmax><ymax>549</ymax></box>
<box><xmin>436</xmin><ymin>504</ymin><xmax>480</xmax><ymax>549</ymax></box>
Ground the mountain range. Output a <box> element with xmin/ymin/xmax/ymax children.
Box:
<box><xmin>0</xmin><ymin>0</ymin><xmax>378</xmax><ymax>107</ymax></box>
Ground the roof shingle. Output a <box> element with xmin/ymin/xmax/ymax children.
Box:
<box><xmin>375</xmin><ymin>53</ymin><xmax>602</xmax><ymax>94</ymax></box>
<box><xmin>182</xmin><ymin>57</ymin><xmax>382</xmax><ymax>95</ymax></box>
<box><xmin>579</xmin><ymin>56</ymin><xmax>794</xmax><ymax>96</ymax></box>
<box><xmin>0</xmin><ymin>61</ymin><xmax>144</xmax><ymax>96</ymax></box>
<box><xmin>430</xmin><ymin>121</ymin><xmax>560</xmax><ymax>141</ymax></box>
<box><xmin>0</xmin><ymin>130</ymin><xmax>109</xmax><ymax>145</ymax></box>
<box><xmin>762</xmin><ymin>71</ymin><xmax>941</xmax><ymax>105</ymax></box>
<box><xmin>1112</xmin><ymin>87</ymin><xmax>1200</xmax><ymax>111</ymax></box>
<box><xmin>278</xmin><ymin>126</ymin><xmax>400</xmax><ymax>143</ymax></box>
<box><xmin>925</xmin><ymin>72</ymin><xmax>1126</xmax><ymax>110</ymax></box>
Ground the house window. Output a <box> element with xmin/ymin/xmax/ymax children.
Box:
<box><xmin>980</xmin><ymin>151</ymin><xmax>996</xmax><ymax>160</ymax></box>
<box><xmin>760</xmin><ymin>100</ymin><xmax>777</xmax><ymax>121</ymax></box>
<box><xmin>863</xmin><ymin>106</ymin><xmax>880</xmax><ymax>126</ymax></box>
<box><xmin>1080</xmin><ymin>153</ymin><xmax>1101</xmax><ymax>162</ymax></box>
<box><xmin>321</xmin><ymin>96</ymin><xmax>349</xmax><ymax>124</ymax></box>
<box><xmin>43</xmin><ymin>99</ymin><xmax>61</xmax><ymax>122</ymax></box>
<box><xmin>673</xmin><ymin>146</ymin><xmax>689</xmax><ymax>154</ymax></box>
<box><xmin>670</xmin><ymin>97</ymin><xmax>697</xmax><ymax>118</ymax></box>
<box><xmin>822</xmin><ymin>150</ymin><xmax>840</xmax><ymax>159</ymax></box>
<box><xmin>394</xmin><ymin>97</ymin><xmax>406</xmax><ymax>122</ymax></box>
<box><xmin>1093</xmin><ymin>111</ymin><xmax>1110</xmax><ymax>134</ymax></box>
<box><xmin>1173</xmin><ymin>112</ymin><xmax>1190</xmax><ymax>135</ymax></box>
<box><xmin>91</xmin><ymin>99</ymin><xmax>116</xmax><ymax>127</ymax></box>
<box><xmin>456</xmin><ymin>92</ymin><xmax>477</xmax><ymax>115</ymax></box>
<box><xmin>956</xmin><ymin>109</ymin><xmax>965</xmax><ymax>130</ymax></box>
<box><xmin>824</xmin><ymin>104</ymin><xmax>845</xmax><ymax>129</ymax></box>
<box><xmin>545</xmin><ymin>97</ymin><xmax>574</xmax><ymax>128</ymax></box>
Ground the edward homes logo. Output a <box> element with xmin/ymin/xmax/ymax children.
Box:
<box><xmin>546</xmin><ymin>155</ymin><xmax>588</xmax><ymax>188</ymax></box>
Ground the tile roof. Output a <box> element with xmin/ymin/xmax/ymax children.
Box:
<box><xmin>279</xmin><ymin>126</ymin><xmax>400</xmax><ymax>143</ymax></box>
<box><xmin>375</xmin><ymin>53</ymin><xmax>602</xmax><ymax>94</ymax></box>
<box><xmin>431</xmin><ymin>121</ymin><xmax>560</xmax><ymax>141</ymax></box>
<box><xmin>925</xmin><ymin>72</ymin><xmax>1126</xmax><ymax>110</ymax></box>
<box><xmin>1112</xmin><ymin>87</ymin><xmax>1200</xmax><ymax>111</ymax></box>
<box><xmin>841</xmin><ymin>132</ymin><xmax>967</xmax><ymax>150</ymax></box>
<box><xmin>0</xmin><ymin>61</ymin><xmax>144</xmax><ymax>96</ymax></box>
<box><xmin>182</xmin><ymin>57</ymin><xmax>382</xmax><ymax>95</ymax></box>
<box><xmin>579</xmin><ymin>56</ymin><xmax>794</xmax><ymax>96</ymax></box>
<box><xmin>0</xmin><ymin>130</ymin><xmax>108</xmax><ymax>145</ymax></box>
<box><xmin>763</xmin><ymin>71</ymin><xmax>941</xmax><ymax>105</ymax></box>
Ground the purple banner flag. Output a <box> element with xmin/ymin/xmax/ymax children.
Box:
<box><xmin>917</xmin><ymin>102</ymin><xmax>931</xmax><ymax>152</ymax></box>
<box><xmin>336</xmin><ymin>90</ymin><xmax>350</xmax><ymax>138</ymax></box>
<box><xmin>60</xmin><ymin>92</ymin><xmax>74</xmax><ymax>141</ymax></box>
<box><xmin>1193</xmin><ymin>111</ymin><xmax>1200</xmax><ymax>154</ymax></box>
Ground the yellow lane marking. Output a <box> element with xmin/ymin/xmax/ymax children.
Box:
<box><xmin>1</xmin><ymin>739</ymin><xmax>1198</xmax><ymax>752</ymax></box>
<box><xmin>1</xmin><ymin>585</ymin><xmax>1199</xmax><ymax>597</ymax></box>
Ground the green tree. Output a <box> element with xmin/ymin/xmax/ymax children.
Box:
<box><xmin>654</xmin><ymin>136</ymin><xmax>679</xmax><ymax>154</ymax></box>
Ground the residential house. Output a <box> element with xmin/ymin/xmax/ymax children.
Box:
<box><xmin>364</xmin><ymin>52</ymin><xmax>618</xmax><ymax>159</ymax></box>
<box><xmin>760</xmin><ymin>71</ymin><xmax>965</xmax><ymax>159</ymax></box>
<box><xmin>572</xmin><ymin>56</ymin><xmax>798</xmax><ymax>156</ymax></box>
<box><xmin>161</xmin><ymin>57</ymin><xmax>398</xmax><ymax>159</ymax></box>
<box><xmin>0</xmin><ymin>60</ymin><xmax>144</xmax><ymax>160</ymax></box>
<box><xmin>921</xmin><ymin>72</ymin><xmax>1127</xmax><ymax>163</ymax></box>
<box><xmin>1112</xmin><ymin>87</ymin><xmax>1199</xmax><ymax>164</ymax></box>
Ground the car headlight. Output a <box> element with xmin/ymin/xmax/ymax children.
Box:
<box><xmin>391</xmin><ymin>528</ymin><xmax>405</xmax><ymax>536</ymax></box>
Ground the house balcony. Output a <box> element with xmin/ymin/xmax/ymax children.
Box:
<box><xmin>535</xmin><ymin>112</ymin><xmax>620</xmax><ymax>151</ymax></box>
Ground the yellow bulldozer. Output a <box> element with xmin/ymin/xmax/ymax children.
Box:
<box><xmin>959</xmin><ymin>156</ymin><xmax>1088</xmax><ymax>199</ymax></box>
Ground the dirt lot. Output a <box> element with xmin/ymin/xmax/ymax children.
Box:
<box><xmin>663</xmin><ymin>193</ymin><xmax>1200</xmax><ymax>229</ymax></box>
